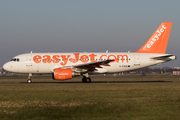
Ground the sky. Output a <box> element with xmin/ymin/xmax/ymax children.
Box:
<box><xmin>0</xmin><ymin>0</ymin><xmax>180</xmax><ymax>68</ymax></box>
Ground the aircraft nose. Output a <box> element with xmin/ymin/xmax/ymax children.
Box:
<box><xmin>3</xmin><ymin>62</ymin><xmax>10</xmax><ymax>71</ymax></box>
<box><xmin>3</xmin><ymin>62</ymin><xmax>19</xmax><ymax>73</ymax></box>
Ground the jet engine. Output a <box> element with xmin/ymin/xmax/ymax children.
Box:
<box><xmin>52</xmin><ymin>68</ymin><xmax>80</xmax><ymax>80</ymax></box>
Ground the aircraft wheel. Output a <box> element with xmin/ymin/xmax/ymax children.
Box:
<box><xmin>82</xmin><ymin>77</ymin><xmax>91</xmax><ymax>83</ymax></box>
<box><xmin>82</xmin><ymin>77</ymin><xmax>86</xmax><ymax>82</ymax></box>
<box><xmin>86</xmin><ymin>78</ymin><xmax>91</xmax><ymax>83</ymax></box>
<box><xmin>27</xmin><ymin>79</ymin><xmax>32</xmax><ymax>83</ymax></box>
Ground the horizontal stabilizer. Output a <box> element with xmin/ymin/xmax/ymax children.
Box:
<box><xmin>151</xmin><ymin>55</ymin><xmax>176</xmax><ymax>60</ymax></box>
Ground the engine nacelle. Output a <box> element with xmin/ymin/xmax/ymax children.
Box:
<box><xmin>52</xmin><ymin>68</ymin><xmax>80</xmax><ymax>80</ymax></box>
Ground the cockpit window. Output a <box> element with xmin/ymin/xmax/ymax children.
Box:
<box><xmin>10</xmin><ymin>58</ymin><xmax>20</xmax><ymax>62</ymax></box>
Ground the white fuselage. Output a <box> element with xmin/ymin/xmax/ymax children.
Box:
<box><xmin>3</xmin><ymin>52</ymin><xmax>176</xmax><ymax>74</ymax></box>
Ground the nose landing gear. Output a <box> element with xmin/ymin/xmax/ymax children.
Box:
<box><xmin>27</xmin><ymin>79</ymin><xmax>32</xmax><ymax>83</ymax></box>
<box><xmin>27</xmin><ymin>73</ymin><xmax>32</xmax><ymax>83</ymax></box>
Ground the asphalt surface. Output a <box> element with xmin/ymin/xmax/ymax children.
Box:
<box><xmin>1</xmin><ymin>82</ymin><xmax>180</xmax><ymax>85</ymax></box>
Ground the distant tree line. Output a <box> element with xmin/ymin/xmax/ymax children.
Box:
<box><xmin>126</xmin><ymin>67</ymin><xmax>177</xmax><ymax>75</ymax></box>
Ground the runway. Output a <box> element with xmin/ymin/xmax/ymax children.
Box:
<box><xmin>1</xmin><ymin>81</ymin><xmax>180</xmax><ymax>85</ymax></box>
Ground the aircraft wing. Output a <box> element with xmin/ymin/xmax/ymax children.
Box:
<box><xmin>72</xmin><ymin>59</ymin><xmax>114</xmax><ymax>72</ymax></box>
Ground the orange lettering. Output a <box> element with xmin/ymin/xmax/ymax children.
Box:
<box><xmin>108</xmin><ymin>55</ymin><xmax>118</xmax><ymax>63</ymax></box>
<box><xmin>89</xmin><ymin>54</ymin><xmax>97</xmax><ymax>62</ymax></box>
<box><xmin>33</xmin><ymin>55</ymin><xmax>42</xmax><ymax>63</ymax></box>
<box><xmin>33</xmin><ymin>54</ymin><xmax>129</xmax><ymax>65</ymax></box>
<box><xmin>70</xmin><ymin>53</ymin><xmax>80</xmax><ymax>63</ymax></box>
<box><xmin>43</xmin><ymin>55</ymin><xmax>51</xmax><ymax>63</ymax></box>
<box><xmin>80</xmin><ymin>55</ymin><xmax>89</xmax><ymax>63</ymax></box>
<box><xmin>117</xmin><ymin>55</ymin><xmax>128</xmax><ymax>63</ymax></box>
<box><xmin>60</xmin><ymin>55</ymin><xmax>71</xmax><ymax>66</ymax></box>
<box><xmin>100</xmin><ymin>55</ymin><xmax>107</xmax><ymax>60</ymax></box>
<box><xmin>53</xmin><ymin>55</ymin><xmax>60</xmax><ymax>63</ymax></box>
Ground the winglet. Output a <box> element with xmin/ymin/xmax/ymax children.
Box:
<box><xmin>134</xmin><ymin>22</ymin><xmax>172</xmax><ymax>54</ymax></box>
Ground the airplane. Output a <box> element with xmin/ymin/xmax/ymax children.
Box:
<box><xmin>3</xmin><ymin>22</ymin><xmax>176</xmax><ymax>83</ymax></box>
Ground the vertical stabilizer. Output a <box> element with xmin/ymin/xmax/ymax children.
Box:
<box><xmin>134</xmin><ymin>22</ymin><xmax>172</xmax><ymax>54</ymax></box>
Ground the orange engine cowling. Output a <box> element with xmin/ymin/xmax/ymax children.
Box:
<box><xmin>52</xmin><ymin>68</ymin><xmax>73</xmax><ymax>80</ymax></box>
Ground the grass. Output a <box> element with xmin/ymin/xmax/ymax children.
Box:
<box><xmin>0</xmin><ymin>76</ymin><xmax>180</xmax><ymax>119</ymax></box>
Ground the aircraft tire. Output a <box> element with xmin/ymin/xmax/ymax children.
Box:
<box><xmin>82</xmin><ymin>77</ymin><xmax>91</xmax><ymax>83</ymax></box>
<box><xmin>82</xmin><ymin>77</ymin><xmax>86</xmax><ymax>82</ymax></box>
<box><xmin>27</xmin><ymin>79</ymin><xmax>31</xmax><ymax>83</ymax></box>
<box><xmin>86</xmin><ymin>78</ymin><xmax>91</xmax><ymax>83</ymax></box>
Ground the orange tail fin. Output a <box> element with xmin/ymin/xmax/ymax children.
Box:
<box><xmin>134</xmin><ymin>22</ymin><xmax>172</xmax><ymax>54</ymax></box>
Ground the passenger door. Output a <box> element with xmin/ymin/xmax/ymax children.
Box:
<box><xmin>134</xmin><ymin>54</ymin><xmax>140</xmax><ymax>66</ymax></box>
<box><xmin>26</xmin><ymin>55</ymin><xmax>32</xmax><ymax>66</ymax></box>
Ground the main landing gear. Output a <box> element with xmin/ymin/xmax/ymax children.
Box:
<box><xmin>82</xmin><ymin>73</ymin><xmax>91</xmax><ymax>83</ymax></box>
<box><xmin>27</xmin><ymin>73</ymin><xmax>32</xmax><ymax>83</ymax></box>
<box><xmin>82</xmin><ymin>76</ymin><xmax>91</xmax><ymax>83</ymax></box>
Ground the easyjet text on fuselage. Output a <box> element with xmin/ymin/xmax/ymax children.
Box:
<box><xmin>33</xmin><ymin>53</ymin><xmax>129</xmax><ymax>66</ymax></box>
